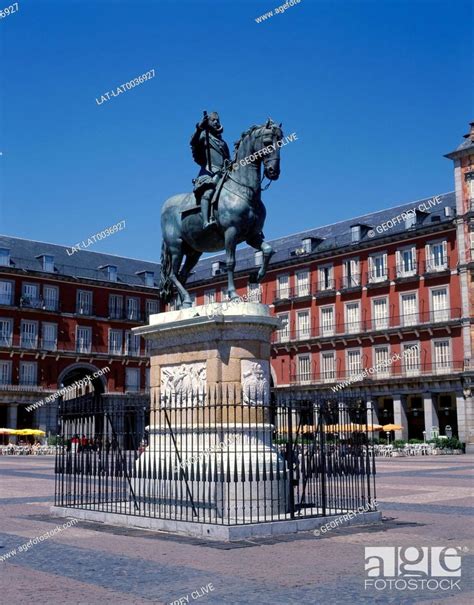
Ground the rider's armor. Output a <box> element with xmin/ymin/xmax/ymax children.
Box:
<box><xmin>190</xmin><ymin>112</ymin><xmax>230</xmax><ymax>229</ymax></box>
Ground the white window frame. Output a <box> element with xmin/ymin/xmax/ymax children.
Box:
<box><xmin>77</xmin><ymin>290</ymin><xmax>93</xmax><ymax>315</ymax></box>
<box><xmin>430</xmin><ymin>286</ymin><xmax>449</xmax><ymax>322</ymax></box>
<box><xmin>42</xmin><ymin>255</ymin><xmax>54</xmax><ymax>272</ymax></box>
<box><xmin>425</xmin><ymin>240</ymin><xmax>448</xmax><ymax>272</ymax></box>
<box><xmin>276</xmin><ymin>274</ymin><xmax>290</xmax><ymax>299</ymax></box>
<box><xmin>204</xmin><ymin>289</ymin><xmax>216</xmax><ymax>305</ymax></box>
<box><xmin>43</xmin><ymin>285</ymin><xmax>59</xmax><ymax>311</ymax></box>
<box><xmin>320</xmin><ymin>305</ymin><xmax>335</xmax><ymax>336</ymax></box>
<box><xmin>342</xmin><ymin>258</ymin><xmax>360</xmax><ymax>288</ymax></box>
<box><xmin>368</xmin><ymin>253</ymin><xmax>388</xmax><ymax>283</ymax></box>
<box><xmin>346</xmin><ymin>348</ymin><xmax>362</xmax><ymax>379</ymax></box>
<box><xmin>432</xmin><ymin>338</ymin><xmax>451</xmax><ymax>374</ymax></box>
<box><xmin>19</xmin><ymin>361</ymin><xmax>37</xmax><ymax>386</ymax></box>
<box><xmin>247</xmin><ymin>282</ymin><xmax>262</xmax><ymax>303</ymax></box>
<box><xmin>107</xmin><ymin>266</ymin><xmax>118</xmax><ymax>282</ymax></box>
<box><xmin>321</xmin><ymin>351</ymin><xmax>336</xmax><ymax>382</ymax></box>
<box><xmin>296</xmin><ymin>353</ymin><xmax>312</xmax><ymax>384</ymax></box>
<box><xmin>125</xmin><ymin>367</ymin><xmax>140</xmax><ymax>392</ymax></box>
<box><xmin>124</xmin><ymin>331</ymin><xmax>141</xmax><ymax>357</ymax></box>
<box><xmin>0</xmin><ymin>318</ymin><xmax>13</xmax><ymax>347</ymax></box>
<box><xmin>41</xmin><ymin>322</ymin><xmax>57</xmax><ymax>351</ymax></box>
<box><xmin>126</xmin><ymin>297</ymin><xmax>140</xmax><ymax>320</ymax></box>
<box><xmin>344</xmin><ymin>301</ymin><xmax>360</xmax><ymax>334</ymax></box>
<box><xmin>295</xmin><ymin>269</ymin><xmax>310</xmax><ymax>297</ymax></box>
<box><xmin>146</xmin><ymin>299</ymin><xmax>159</xmax><ymax>318</ymax></box>
<box><xmin>0</xmin><ymin>280</ymin><xmax>14</xmax><ymax>306</ymax></box>
<box><xmin>276</xmin><ymin>312</ymin><xmax>290</xmax><ymax>342</ymax></box>
<box><xmin>372</xmin><ymin>297</ymin><xmax>389</xmax><ymax>330</ymax></box>
<box><xmin>318</xmin><ymin>264</ymin><xmax>334</xmax><ymax>290</ymax></box>
<box><xmin>20</xmin><ymin>320</ymin><xmax>38</xmax><ymax>349</ymax></box>
<box><xmin>400</xmin><ymin>291</ymin><xmax>418</xmax><ymax>327</ymax></box>
<box><xmin>0</xmin><ymin>360</ymin><xmax>12</xmax><ymax>384</ymax></box>
<box><xmin>0</xmin><ymin>249</ymin><xmax>10</xmax><ymax>267</ymax></box>
<box><xmin>396</xmin><ymin>246</ymin><xmax>417</xmax><ymax>277</ymax></box>
<box><xmin>402</xmin><ymin>341</ymin><xmax>420</xmax><ymax>376</ymax></box>
<box><xmin>22</xmin><ymin>283</ymin><xmax>40</xmax><ymax>308</ymax></box>
<box><xmin>144</xmin><ymin>271</ymin><xmax>154</xmax><ymax>287</ymax></box>
<box><xmin>109</xmin><ymin>294</ymin><xmax>123</xmax><ymax>319</ymax></box>
<box><xmin>76</xmin><ymin>326</ymin><xmax>92</xmax><ymax>354</ymax></box>
<box><xmin>297</xmin><ymin>310</ymin><xmax>311</xmax><ymax>339</ymax></box>
<box><xmin>108</xmin><ymin>329</ymin><xmax>123</xmax><ymax>355</ymax></box>
<box><xmin>373</xmin><ymin>345</ymin><xmax>390</xmax><ymax>379</ymax></box>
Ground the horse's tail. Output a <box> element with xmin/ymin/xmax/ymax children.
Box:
<box><xmin>159</xmin><ymin>241</ymin><xmax>173</xmax><ymax>305</ymax></box>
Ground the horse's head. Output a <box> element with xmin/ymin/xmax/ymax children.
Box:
<box><xmin>234</xmin><ymin>119</ymin><xmax>283</xmax><ymax>180</ymax></box>
<box><xmin>254</xmin><ymin>118</ymin><xmax>283</xmax><ymax>180</ymax></box>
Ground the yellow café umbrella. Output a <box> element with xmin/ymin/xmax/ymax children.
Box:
<box><xmin>324</xmin><ymin>423</ymin><xmax>365</xmax><ymax>432</ymax></box>
<box><xmin>11</xmin><ymin>429</ymin><xmax>46</xmax><ymax>436</ymax></box>
<box><xmin>0</xmin><ymin>428</ymin><xmax>15</xmax><ymax>434</ymax></box>
<box><xmin>364</xmin><ymin>424</ymin><xmax>384</xmax><ymax>432</ymax></box>
<box><xmin>382</xmin><ymin>423</ymin><xmax>404</xmax><ymax>432</ymax></box>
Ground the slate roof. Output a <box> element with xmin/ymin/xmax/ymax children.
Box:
<box><xmin>445</xmin><ymin>123</ymin><xmax>474</xmax><ymax>158</ymax></box>
<box><xmin>0</xmin><ymin>191</ymin><xmax>456</xmax><ymax>289</ymax></box>
<box><xmin>0</xmin><ymin>235</ymin><xmax>161</xmax><ymax>289</ymax></box>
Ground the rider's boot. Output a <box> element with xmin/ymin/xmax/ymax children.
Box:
<box><xmin>201</xmin><ymin>191</ymin><xmax>217</xmax><ymax>230</ymax></box>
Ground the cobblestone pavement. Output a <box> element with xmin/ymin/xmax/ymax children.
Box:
<box><xmin>0</xmin><ymin>455</ymin><xmax>473</xmax><ymax>605</ymax></box>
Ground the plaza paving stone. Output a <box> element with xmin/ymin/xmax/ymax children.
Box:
<box><xmin>0</xmin><ymin>455</ymin><xmax>473</xmax><ymax>604</ymax></box>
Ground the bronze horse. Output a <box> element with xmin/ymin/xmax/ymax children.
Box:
<box><xmin>160</xmin><ymin>119</ymin><xmax>283</xmax><ymax>308</ymax></box>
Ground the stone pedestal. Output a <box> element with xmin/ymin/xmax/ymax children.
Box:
<box><xmin>132</xmin><ymin>303</ymin><xmax>288</xmax><ymax>521</ymax></box>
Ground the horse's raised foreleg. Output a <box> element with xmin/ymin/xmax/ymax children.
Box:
<box><xmin>247</xmin><ymin>232</ymin><xmax>274</xmax><ymax>283</ymax></box>
<box><xmin>169</xmin><ymin>246</ymin><xmax>193</xmax><ymax>309</ymax></box>
<box><xmin>224</xmin><ymin>227</ymin><xmax>239</xmax><ymax>301</ymax></box>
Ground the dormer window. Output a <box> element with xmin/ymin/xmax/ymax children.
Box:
<box><xmin>255</xmin><ymin>251</ymin><xmax>263</xmax><ymax>267</ymax></box>
<box><xmin>102</xmin><ymin>265</ymin><xmax>118</xmax><ymax>282</ymax></box>
<box><xmin>351</xmin><ymin>225</ymin><xmax>361</xmax><ymax>242</ymax></box>
<box><xmin>302</xmin><ymin>238</ymin><xmax>313</xmax><ymax>253</ymax></box>
<box><xmin>0</xmin><ymin>249</ymin><xmax>10</xmax><ymax>267</ymax></box>
<box><xmin>405</xmin><ymin>212</ymin><xmax>416</xmax><ymax>229</ymax></box>
<box><xmin>212</xmin><ymin>261</ymin><xmax>225</xmax><ymax>276</ymax></box>
<box><xmin>42</xmin><ymin>255</ymin><xmax>54</xmax><ymax>272</ymax></box>
<box><xmin>144</xmin><ymin>271</ymin><xmax>154</xmax><ymax>287</ymax></box>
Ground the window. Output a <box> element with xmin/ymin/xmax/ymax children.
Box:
<box><xmin>0</xmin><ymin>280</ymin><xmax>13</xmax><ymax>305</ymax></box>
<box><xmin>0</xmin><ymin>319</ymin><xmax>13</xmax><ymax>346</ymax></box>
<box><xmin>42</xmin><ymin>323</ymin><xmax>57</xmax><ymax>351</ymax></box>
<box><xmin>76</xmin><ymin>326</ymin><xmax>92</xmax><ymax>353</ymax></box>
<box><xmin>433</xmin><ymin>340</ymin><xmax>451</xmax><ymax>373</ymax></box>
<box><xmin>126</xmin><ymin>297</ymin><xmax>140</xmax><ymax>320</ymax></box>
<box><xmin>0</xmin><ymin>360</ymin><xmax>11</xmax><ymax>385</ymax></box>
<box><xmin>374</xmin><ymin>346</ymin><xmax>390</xmax><ymax>378</ymax></box>
<box><xmin>431</xmin><ymin>288</ymin><xmax>449</xmax><ymax>322</ymax></box>
<box><xmin>396</xmin><ymin>247</ymin><xmax>416</xmax><ymax>276</ymax></box>
<box><xmin>77</xmin><ymin>290</ymin><xmax>93</xmax><ymax>315</ymax></box>
<box><xmin>345</xmin><ymin>302</ymin><xmax>360</xmax><ymax>333</ymax></box>
<box><xmin>21</xmin><ymin>283</ymin><xmax>40</xmax><ymax>308</ymax></box>
<box><xmin>254</xmin><ymin>251</ymin><xmax>263</xmax><ymax>267</ymax></box>
<box><xmin>297</xmin><ymin>354</ymin><xmax>311</xmax><ymax>383</ymax></box>
<box><xmin>276</xmin><ymin>274</ymin><xmax>289</xmax><ymax>299</ymax></box>
<box><xmin>0</xmin><ymin>249</ymin><xmax>10</xmax><ymax>266</ymax></box>
<box><xmin>321</xmin><ymin>351</ymin><xmax>336</xmax><ymax>382</ymax></box>
<box><xmin>276</xmin><ymin>313</ymin><xmax>289</xmax><ymax>342</ymax></box>
<box><xmin>319</xmin><ymin>265</ymin><xmax>333</xmax><ymax>290</ymax></box>
<box><xmin>144</xmin><ymin>271</ymin><xmax>154</xmax><ymax>287</ymax></box>
<box><xmin>145</xmin><ymin>368</ymin><xmax>150</xmax><ymax>390</ymax></box>
<box><xmin>351</xmin><ymin>225</ymin><xmax>361</xmax><ymax>242</ymax></box>
<box><xmin>146</xmin><ymin>299</ymin><xmax>159</xmax><ymax>319</ymax></box>
<box><xmin>405</xmin><ymin>212</ymin><xmax>416</xmax><ymax>229</ymax></box>
<box><xmin>107</xmin><ymin>266</ymin><xmax>118</xmax><ymax>282</ymax></box>
<box><xmin>247</xmin><ymin>283</ymin><xmax>261</xmax><ymax>303</ymax></box>
<box><xmin>20</xmin><ymin>362</ymin><xmax>37</xmax><ymax>386</ymax></box>
<box><xmin>109</xmin><ymin>329</ymin><xmax>122</xmax><ymax>355</ymax></box>
<box><xmin>20</xmin><ymin>320</ymin><xmax>38</xmax><ymax>349</ymax></box>
<box><xmin>221</xmin><ymin>287</ymin><xmax>230</xmax><ymax>302</ymax></box>
<box><xmin>43</xmin><ymin>286</ymin><xmax>59</xmax><ymax>311</ymax></box>
<box><xmin>42</xmin><ymin>255</ymin><xmax>54</xmax><ymax>272</ymax></box>
<box><xmin>204</xmin><ymin>289</ymin><xmax>216</xmax><ymax>304</ymax></box>
<box><xmin>346</xmin><ymin>349</ymin><xmax>362</xmax><ymax>379</ymax></box>
<box><xmin>368</xmin><ymin>253</ymin><xmax>388</xmax><ymax>282</ymax></box>
<box><xmin>372</xmin><ymin>297</ymin><xmax>389</xmax><ymax>330</ymax></box>
<box><xmin>320</xmin><ymin>306</ymin><xmax>335</xmax><ymax>336</ymax></box>
<box><xmin>125</xmin><ymin>367</ymin><xmax>140</xmax><ymax>392</ymax></box>
<box><xmin>426</xmin><ymin>241</ymin><xmax>448</xmax><ymax>272</ymax></box>
<box><xmin>467</xmin><ymin>175</ymin><xmax>474</xmax><ymax>199</ymax></box>
<box><xmin>296</xmin><ymin>269</ymin><xmax>310</xmax><ymax>297</ymax></box>
<box><xmin>297</xmin><ymin>310</ymin><xmax>310</xmax><ymax>339</ymax></box>
<box><xmin>400</xmin><ymin>293</ymin><xmax>418</xmax><ymax>326</ymax></box>
<box><xmin>109</xmin><ymin>294</ymin><xmax>123</xmax><ymax>319</ymax></box>
<box><xmin>342</xmin><ymin>258</ymin><xmax>360</xmax><ymax>288</ymax></box>
<box><xmin>403</xmin><ymin>343</ymin><xmax>420</xmax><ymax>376</ymax></box>
<box><xmin>125</xmin><ymin>331</ymin><xmax>141</xmax><ymax>356</ymax></box>
<box><xmin>302</xmin><ymin>237</ymin><xmax>313</xmax><ymax>253</ymax></box>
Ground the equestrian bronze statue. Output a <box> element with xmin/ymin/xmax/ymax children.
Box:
<box><xmin>160</xmin><ymin>115</ymin><xmax>283</xmax><ymax>308</ymax></box>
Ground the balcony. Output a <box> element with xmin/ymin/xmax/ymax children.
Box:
<box><xmin>40</xmin><ymin>339</ymin><xmax>57</xmax><ymax>351</ymax></box>
<box><xmin>365</xmin><ymin>270</ymin><xmax>390</xmax><ymax>288</ymax></box>
<box><xmin>395</xmin><ymin>262</ymin><xmax>418</xmax><ymax>281</ymax></box>
<box><xmin>108</xmin><ymin>309</ymin><xmax>143</xmax><ymax>321</ymax></box>
<box><xmin>0</xmin><ymin>294</ymin><xmax>13</xmax><ymax>306</ymax></box>
<box><xmin>76</xmin><ymin>305</ymin><xmax>95</xmax><ymax>317</ymax></box>
<box><xmin>314</xmin><ymin>279</ymin><xmax>337</xmax><ymax>298</ymax></box>
<box><xmin>423</xmin><ymin>256</ymin><xmax>449</xmax><ymax>276</ymax></box>
<box><xmin>20</xmin><ymin>297</ymin><xmax>59</xmax><ymax>312</ymax></box>
<box><xmin>273</xmin><ymin>288</ymin><xmax>291</xmax><ymax>305</ymax></box>
<box><xmin>340</xmin><ymin>275</ymin><xmax>361</xmax><ymax>290</ymax></box>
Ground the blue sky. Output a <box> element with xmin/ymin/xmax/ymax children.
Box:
<box><xmin>0</xmin><ymin>0</ymin><xmax>472</xmax><ymax>262</ymax></box>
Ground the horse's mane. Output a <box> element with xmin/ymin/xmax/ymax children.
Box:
<box><xmin>233</xmin><ymin>124</ymin><xmax>263</xmax><ymax>154</ymax></box>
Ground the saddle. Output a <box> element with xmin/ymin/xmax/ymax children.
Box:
<box><xmin>181</xmin><ymin>167</ymin><xmax>229</xmax><ymax>221</ymax></box>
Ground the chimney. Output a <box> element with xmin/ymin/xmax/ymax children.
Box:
<box><xmin>463</xmin><ymin>121</ymin><xmax>474</xmax><ymax>141</ymax></box>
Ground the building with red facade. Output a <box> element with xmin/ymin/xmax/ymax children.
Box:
<box><xmin>1</xmin><ymin>123</ymin><xmax>473</xmax><ymax>450</ymax></box>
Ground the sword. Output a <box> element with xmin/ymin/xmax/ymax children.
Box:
<box><xmin>203</xmin><ymin>110</ymin><xmax>212</xmax><ymax>173</ymax></box>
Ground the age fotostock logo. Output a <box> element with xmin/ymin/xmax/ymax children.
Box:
<box><xmin>364</xmin><ymin>547</ymin><xmax>463</xmax><ymax>592</ymax></box>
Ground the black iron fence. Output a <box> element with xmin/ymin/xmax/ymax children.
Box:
<box><xmin>54</xmin><ymin>389</ymin><xmax>376</xmax><ymax>525</ymax></box>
